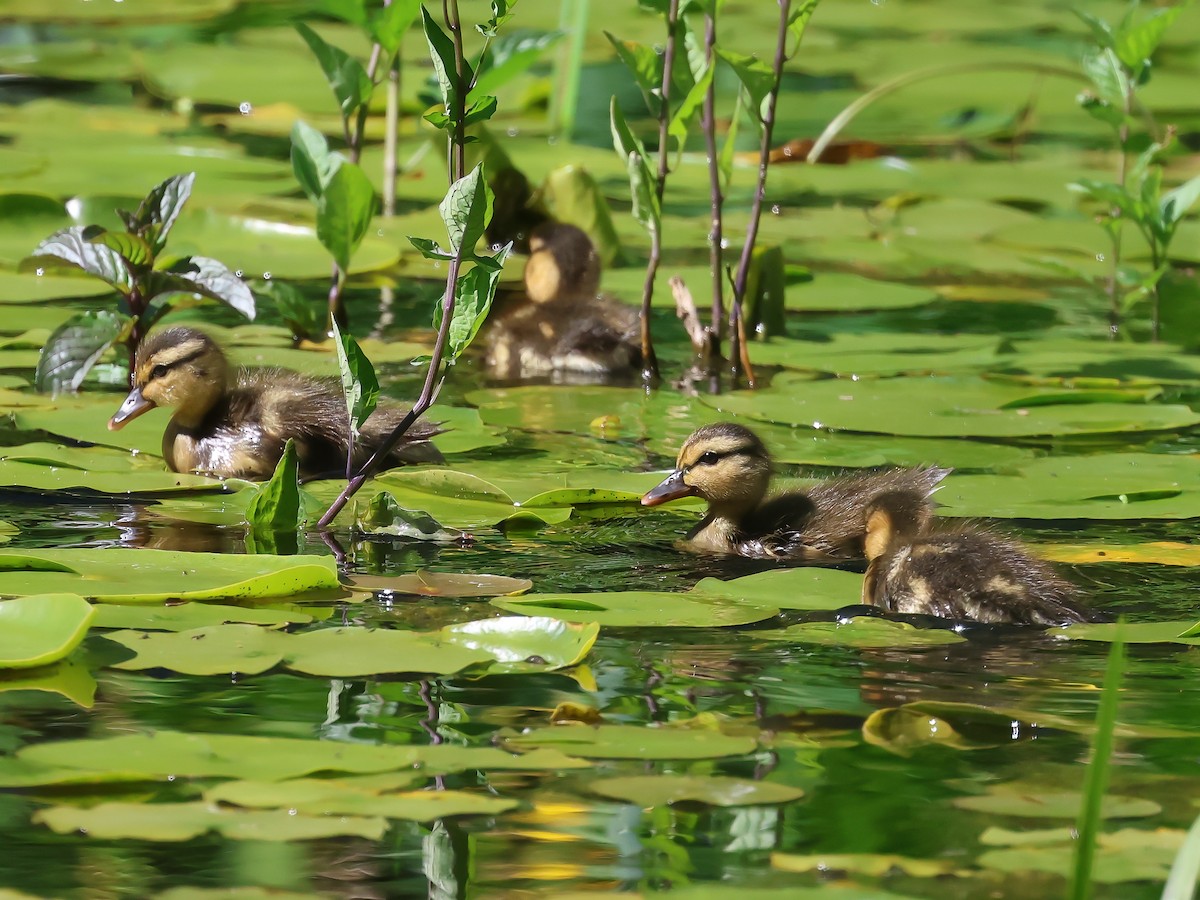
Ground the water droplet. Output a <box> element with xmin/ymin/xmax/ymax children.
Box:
<box><xmin>35</xmin><ymin>267</ymin><xmax>44</xmax><ymax>277</ymax></box>
<box><xmin>770</xmin><ymin>204</ymin><xmax>781</xmax><ymax>215</ymax></box>
<box><xmin>871</xmin><ymin>0</ymin><xmax>886</xmax><ymax>6</ymax></box>
<box><xmin>238</xmin><ymin>101</ymin><xmax>253</xmax><ymax>116</ymax></box>
<box><xmin>547</xmin><ymin>135</ymin><xmax>557</xmax><ymax>145</ymax></box>
<box><xmin>234</xmin><ymin>270</ymin><xmax>244</xmax><ymax>278</ymax></box>
<box><xmin>812</xmin><ymin>420</ymin><xmax>823</xmax><ymax>429</ymax></box>
<box><xmin>506</xmin><ymin>127</ymin><xmax>519</xmax><ymax>137</ymax></box>
<box><xmin>287</xmin><ymin>808</ymin><xmax>298</xmax><ymax>816</ymax></box>
<box><xmin>1096</xmin><ymin>253</ymin><xmax>1106</xmax><ymax>262</ymax></box>
<box><xmin>262</xmin><ymin>271</ymin><xmax>271</xmax><ymax>280</ymax></box>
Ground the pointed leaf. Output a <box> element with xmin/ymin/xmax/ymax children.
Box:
<box><xmin>34</xmin><ymin>310</ymin><xmax>126</xmax><ymax>394</ymax></box>
<box><xmin>477</xmin><ymin>0</ymin><xmax>517</xmax><ymax>37</ymax></box>
<box><xmin>317</xmin><ymin>161</ymin><xmax>377</xmax><ymax>271</ymax></box>
<box><xmin>439</xmin><ymin>163</ymin><xmax>493</xmax><ymax>256</ymax></box>
<box><xmin>21</xmin><ymin>226</ymin><xmax>134</xmax><ymax>294</ymax></box>
<box><xmin>470</xmin><ymin>30</ymin><xmax>560</xmax><ymax>98</ymax></box>
<box><xmin>295</xmin><ymin>22</ymin><xmax>373</xmax><ymax>117</ymax></box>
<box><xmin>330</xmin><ymin>318</ymin><xmax>379</xmax><ymax>435</ymax></box>
<box><xmin>290</xmin><ymin>120</ymin><xmax>342</xmax><ymax>204</ymax></box>
<box><xmin>87</xmin><ymin>230</ymin><xmax>154</xmax><ymax>268</ymax></box>
<box><xmin>716</xmin><ymin>48</ymin><xmax>774</xmax><ymax>124</ymax></box>
<box><xmin>422</xmin><ymin>6</ymin><xmax>460</xmax><ymax>114</ymax></box>
<box><xmin>132</xmin><ymin>173</ymin><xmax>195</xmax><ymax>251</ymax></box>
<box><xmin>1161</xmin><ymin>174</ymin><xmax>1200</xmax><ymax>228</ymax></box>
<box><xmin>371</xmin><ymin>0</ymin><xmax>423</xmax><ymax>56</ymax></box>
<box><xmin>407</xmin><ymin>236</ymin><xmax>455</xmax><ymax>260</ymax></box>
<box><xmin>245</xmin><ymin>439</ymin><xmax>303</xmax><ymax>535</ymax></box>
<box><xmin>439</xmin><ymin>245</ymin><xmax>511</xmax><ymax>361</ymax></box>
<box><xmin>668</xmin><ymin>57</ymin><xmax>713</xmax><ymax>145</ymax></box>
<box><xmin>166</xmin><ymin>256</ymin><xmax>256</xmax><ymax>320</ymax></box>
<box><xmin>1115</xmin><ymin>5</ymin><xmax>1183</xmax><ymax>73</ymax></box>
<box><xmin>786</xmin><ymin>0</ymin><xmax>820</xmax><ymax>52</ymax></box>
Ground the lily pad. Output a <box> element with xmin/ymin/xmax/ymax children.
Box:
<box><xmin>591</xmin><ymin>775</ymin><xmax>803</xmax><ymax>807</ymax></box>
<box><xmin>347</xmin><ymin>571</ymin><xmax>533</xmax><ymax>597</ymax></box>
<box><xmin>440</xmin><ymin>617</ymin><xmax>598</xmax><ymax>670</ymax></box>
<box><xmin>0</xmin><ymin>657</ymin><xmax>96</xmax><ymax>708</ymax></box>
<box><xmin>0</xmin><ymin>271</ymin><xmax>116</xmax><ymax>304</ymax></box>
<box><xmin>1042</xmin><ymin>541</ymin><xmax>1200</xmax><ymax>566</ymax></box>
<box><xmin>207</xmin><ymin>780</ymin><xmax>517</xmax><ymax>821</ymax></box>
<box><xmin>749</xmin><ymin>333</ymin><xmax>1001</xmax><ymax>376</ymax></box>
<box><xmin>756</xmin><ymin>617</ymin><xmax>966</xmax><ymax>648</ymax></box>
<box><xmin>953</xmin><ymin>789</ymin><xmax>1161</xmax><ymax>819</ymax></box>
<box><xmin>0</xmin><ymin>730</ymin><xmax>591</xmax><ymax>788</ymax></box>
<box><xmin>92</xmin><ymin>603</ymin><xmax>314</xmax><ymax>632</ymax></box>
<box><xmin>771</xmin><ymin>853</ymin><xmax>957</xmax><ymax>878</ymax></box>
<box><xmin>0</xmin><ymin>594</ymin><xmax>95</xmax><ymax>669</ymax></box>
<box><xmin>939</xmin><ymin>453</ymin><xmax>1200</xmax><ymax>520</ymax></box>
<box><xmin>702</xmin><ymin>374</ymin><xmax>1200</xmax><ymax>438</ymax></box>
<box><xmin>507</xmin><ymin>723</ymin><xmax>756</xmax><ymax>760</ymax></box>
<box><xmin>0</xmin><ymin>549</ymin><xmax>339</xmax><ymax>603</ymax></box>
<box><xmin>34</xmin><ymin>801</ymin><xmax>385</xmax><ymax>843</ymax></box>
<box><xmin>1052</xmin><ymin>621</ymin><xmax>1200</xmax><ymax>645</ymax></box>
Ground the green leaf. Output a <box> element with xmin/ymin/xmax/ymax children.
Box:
<box><xmin>295</xmin><ymin>23</ymin><xmax>373</xmax><ymax>118</ymax></box>
<box><xmin>245</xmin><ymin>439</ymin><xmax>303</xmax><ymax>535</ymax></box>
<box><xmin>439</xmin><ymin>616</ymin><xmax>598</xmax><ymax>671</ymax></box>
<box><xmin>786</xmin><ymin>0</ymin><xmax>820</xmax><ymax>53</ymax></box>
<box><xmin>1161</xmin><ymin>811</ymin><xmax>1200</xmax><ymax>900</ymax></box>
<box><xmin>34</xmin><ymin>310</ymin><xmax>125</xmax><ymax>394</ymax></box>
<box><xmin>1074</xmin><ymin>9</ymin><xmax>1116</xmax><ymax>49</ymax></box>
<box><xmin>407</xmin><ymin>236</ymin><xmax>455</xmax><ymax>260</ymax></box>
<box><xmin>290</xmin><ymin>120</ymin><xmax>342</xmax><ymax>204</ymax></box>
<box><xmin>92</xmin><ymin>602</ymin><xmax>312</xmax><ymax>632</ymax></box>
<box><xmin>1161</xmin><ymin>174</ymin><xmax>1200</xmax><ymax>229</ymax></box>
<box><xmin>507</xmin><ymin>722</ymin><xmax>756</xmax><ymax>760</ymax></box>
<box><xmin>0</xmin><ymin>594</ymin><xmax>94</xmax><ymax>669</ymax></box>
<box><xmin>87</xmin><ymin>229</ymin><xmax>154</xmax><ymax>268</ymax></box>
<box><xmin>347</xmin><ymin>570</ymin><xmax>531</xmax><ymax>598</ymax></box>
<box><xmin>370</xmin><ymin>0</ymin><xmax>422</xmax><ymax>56</ymax></box>
<box><xmin>477</xmin><ymin>0</ymin><xmax>517</xmax><ymax>37</ymax></box>
<box><xmin>422</xmin><ymin>6</ymin><xmax>461</xmax><ymax>115</ymax></box>
<box><xmin>1081</xmin><ymin>48</ymin><xmax>1129</xmax><ymax>107</ymax></box>
<box><xmin>667</xmin><ymin>57</ymin><xmax>713</xmax><ymax>146</ymax></box>
<box><xmin>21</xmin><ymin>226</ymin><xmax>134</xmax><ymax>294</ymax></box>
<box><xmin>757</xmin><ymin>618</ymin><xmax>967</xmax><ymax>649</ymax></box>
<box><xmin>317</xmin><ymin>161</ymin><xmax>376</xmax><ymax>272</ymax></box>
<box><xmin>0</xmin><ymin>548</ymin><xmax>339</xmax><ymax>603</ymax></box>
<box><xmin>610</xmin><ymin>97</ymin><xmax>660</xmax><ymax>234</ymax></box>
<box><xmin>131</xmin><ymin>172</ymin><xmax>195</xmax><ymax>252</ymax></box>
<box><xmin>160</xmin><ymin>256</ymin><xmax>256</xmax><ymax>320</ymax></box>
<box><xmin>34</xmin><ymin>801</ymin><xmax>385</xmax><ymax>843</ymax></box>
<box><xmin>254</xmin><ymin>278</ymin><xmax>325</xmax><ymax>343</ymax></box>
<box><xmin>1070</xmin><ymin>626</ymin><xmax>1126</xmax><ymax>899</ymax></box>
<box><xmin>716</xmin><ymin>47</ymin><xmax>774</xmax><ymax>123</ymax></box>
<box><xmin>605</xmin><ymin>31</ymin><xmax>661</xmax><ymax>100</ymax></box>
<box><xmin>441</xmin><ymin>245</ymin><xmax>511</xmax><ymax>361</ymax></box>
<box><xmin>1114</xmin><ymin>5</ymin><xmax>1183</xmax><ymax>73</ymax></box>
<box><xmin>591</xmin><ymin>775</ymin><xmax>803</xmax><ymax>807</ymax></box>
<box><xmin>439</xmin><ymin>163</ymin><xmax>493</xmax><ymax>256</ymax></box>
<box><xmin>357</xmin><ymin>491</ymin><xmax>461</xmax><ymax>541</ymax></box>
<box><xmin>330</xmin><ymin>317</ymin><xmax>379</xmax><ymax>436</ymax></box>
<box><xmin>470</xmin><ymin>30</ymin><xmax>560</xmax><ymax>98</ymax></box>
<box><xmin>954</xmin><ymin>789</ymin><xmax>1159</xmax><ymax>820</ymax></box>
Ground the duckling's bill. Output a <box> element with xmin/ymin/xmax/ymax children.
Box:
<box><xmin>641</xmin><ymin>469</ymin><xmax>696</xmax><ymax>506</ymax></box>
<box><xmin>108</xmin><ymin>386</ymin><xmax>155</xmax><ymax>431</ymax></box>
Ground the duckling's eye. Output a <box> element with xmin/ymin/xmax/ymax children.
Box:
<box><xmin>150</xmin><ymin>364</ymin><xmax>168</xmax><ymax>380</ymax></box>
<box><xmin>697</xmin><ymin>451</ymin><xmax>720</xmax><ymax>466</ymax></box>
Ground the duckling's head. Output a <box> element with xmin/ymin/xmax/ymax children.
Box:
<box><xmin>108</xmin><ymin>327</ymin><xmax>230</xmax><ymax>431</ymax></box>
<box><xmin>642</xmin><ymin>423</ymin><xmax>771</xmax><ymax>514</ymax></box>
<box><xmin>863</xmin><ymin>491</ymin><xmax>934</xmax><ymax>561</ymax></box>
<box><xmin>524</xmin><ymin>223</ymin><xmax>601</xmax><ymax>304</ymax></box>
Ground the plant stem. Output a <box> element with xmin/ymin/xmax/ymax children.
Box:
<box><xmin>319</xmin><ymin>0</ymin><xmax>471</xmax><ymax>528</ymax></box>
<box><xmin>1105</xmin><ymin>86</ymin><xmax>1133</xmax><ymax>339</ymax></box>
<box><xmin>444</xmin><ymin>0</ymin><xmax>467</xmax><ymax>181</ymax></box>
<box><xmin>730</xmin><ymin>0</ymin><xmax>792</xmax><ymax>386</ymax></box>
<box><xmin>383</xmin><ymin>53</ymin><xmax>400</xmax><ymax>217</ymax></box>
<box><xmin>637</xmin><ymin>0</ymin><xmax>679</xmax><ymax>383</ymax></box>
<box><xmin>700</xmin><ymin>9</ymin><xmax>724</xmax><ymax>366</ymax></box>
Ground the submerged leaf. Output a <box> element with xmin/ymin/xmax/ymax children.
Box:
<box><xmin>347</xmin><ymin>570</ymin><xmax>532</xmax><ymax>597</ymax></box>
<box><xmin>591</xmin><ymin>775</ymin><xmax>803</xmax><ymax>807</ymax></box>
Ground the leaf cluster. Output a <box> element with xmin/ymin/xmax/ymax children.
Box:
<box><xmin>21</xmin><ymin>173</ymin><xmax>255</xmax><ymax>393</ymax></box>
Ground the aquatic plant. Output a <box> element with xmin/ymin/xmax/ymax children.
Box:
<box><xmin>22</xmin><ymin>173</ymin><xmax>255</xmax><ymax>393</ymax></box>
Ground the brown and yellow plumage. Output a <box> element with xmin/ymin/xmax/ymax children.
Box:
<box><xmin>641</xmin><ymin>422</ymin><xmax>948</xmax><ymax>561</ymax></box>
<box><xmin>108</xmin><ymin>327</ymin><xmax>441</xmax><ymax>479</ymax></box>
<box><xmin>485</xmin><ymin>223</ymin><xmax>640</xmax><ymax>379</ymax></box>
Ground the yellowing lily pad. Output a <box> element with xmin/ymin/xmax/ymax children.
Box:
<box><xmin>0</xmin><ymin>593</ymin><xmax>94</xmax><ymax>669</ymax></box>
<box><xmin>771</xmin><ymin>852</ymin><xmax>957</xmax><ymax>878</ymax></box>
<box><xmin>0</xmin><ymin>549</ymin><xmax>339</xmax><ymax>603</ymax></box>
<box><xmin>953</xmin><ymin>789</ymin><xmax>1161</xmax><ymax>819</ymax></box>
<box><xmin>348</xmin><ymin>571</ymin><xmax>533</xmax><ymax>598</ymax></box>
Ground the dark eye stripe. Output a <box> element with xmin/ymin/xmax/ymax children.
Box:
<box><xmin>689</xmin><ymin>444</ymin><xmax>757</xmax><ymax>467</ymax></box>
<box><xmin>144</xmin><ymin>346</ymin><xmax>206</xmax><ymax>381</ymax></box>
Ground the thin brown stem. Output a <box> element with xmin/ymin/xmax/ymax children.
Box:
<box><xmin>383</xmin><ymin>54</ymin><xmax>400</xmax><ymax>217</ymax></box>
<box><xmin>729</xmin><ymin>0</ymin><xmax>791</xmax><ymax>386</ymax></box>
<box><xmin>700</xmin><ymin>10</ymin><xmax>723</xmax><ymax>365</ymax></box>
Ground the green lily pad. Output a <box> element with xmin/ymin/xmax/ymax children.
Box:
<box><xmin>0</xmin><ymin>0</ymin><xmax>236</xmax><ymax>22</ymax></box>
<box><xmin>0</xmin><ymin>730</ymin><xmax>590</xmax><ymax>788</ymax></box>
<box><xmin>207</xmin><ymin>779</ymin><xmax>516</xmax><ymax>821</ymax></box>
<box><xmin>0</xmin><ymin>271</ymin><xmax>115</xmax><ymax>304</ymax></box>
<box><xmin>1051</xmin><ymin>621</ymin><xmax>1200</xmax><ymax>645</ymax></box>
<box><xmin>507</xmin><ymin>723</ymin><xmax>756</xmax><ymax>760</ymax></box>
<box><xmin>591</xmin><ymin>775</ymin><xmax>803</xmax><ymax>807</ymax></box>
<box><xmin>939</xmin><ymin>453</ymin><xmax>1200</xmax><ymax>520</ymax></box>
<box><xmin>204</xmin><ymin>773</ymin><xmax>424</xmax><ymax>808</ymax></box>
<box><xmin>92</xmin><ymin>603</ymin><xmax>314</xmax><ymax>632</ymax></box>
<box><xmin>0</xmin><ymin>549</ymin><xmax>339</xmax><ymax>603</ymax></box>
<box><xmin>103</xmin><ymin>616</ymin><xmax>595</xmax><ymax>677</ymax></box>
<box><xmin>34</xmin><ymin>801</ymin><xmax>385</xmax><ymax>843</ymax></box>
<box><xmin>703</xmin><ymin>374</ymin><xmax>1200</xmax><ymax>438</ymax></box>
<box><xmin>0</xmin><ymin>656</ymin><xmax>96</xmax><ymax>708</ymax></box>
<box><xmin>863</xmin><ymin>705</ymin><xmax>999</xmax><ymax>756</ymax></box>
<box><xmin>953</xmin><ymin>789</ymin><xmax>1161</xmax><ymax>819</ymax></box>
<box><xmin>0</xmin><ymin>594</ymin><xmax>94</xmax><ymax>669</ymax></box>
<box><xmin>756</xmin><ymin>617</ymin><xmax>967</xmax><ymax>648</ymax></box>
<box><xmin>748</xmin><ymin>333</ymin><xmax>1001</xmax><ymax>376</ymax></box>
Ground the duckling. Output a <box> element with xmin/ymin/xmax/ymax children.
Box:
<box><xmin>107</xmin><ymin>327</ymin><xmax>442</xmax><ymax>480</ymax></box>
<box><xmin>641</xmin><ymin>422</ymin><xmax>949</xmax><ymax>560</ymax></box>
<box><xmin>862</xmin><ymin>494</ymin><xmax>1095</xmax><ymax>625</ymax></box>
<box><xmin>485</xmin><ymin>222</ymin><xmax>640</xmax><ymax>379</ymax></box>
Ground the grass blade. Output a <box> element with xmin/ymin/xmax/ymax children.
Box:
<box><xmin>1162</xmin><ymin>810</ymin><xmax>1200</xmax><ymax>900</ymax></box>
